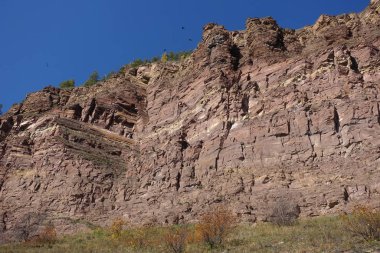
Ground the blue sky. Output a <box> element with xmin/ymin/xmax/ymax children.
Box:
<box><xmin>0</xmin><ymin>0</ymin><xmax>369</xmax><ymax>113</ymax></box>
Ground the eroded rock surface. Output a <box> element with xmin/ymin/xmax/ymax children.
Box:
<box><xmin>1</xmin><ymin>1</ymin><xmax>380</xmax><ymax>242</ymax></box>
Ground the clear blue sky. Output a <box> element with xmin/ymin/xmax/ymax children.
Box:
<box><xmin>0</xmin><ymin>0</ymin><xmax>369</xmax><ymax>113</ymax></box>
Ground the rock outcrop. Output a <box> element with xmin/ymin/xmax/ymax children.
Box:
<box><xmin>1</xmin><ymin>1</ymin><xmax>380</xmax><ymax>242</ymax></box>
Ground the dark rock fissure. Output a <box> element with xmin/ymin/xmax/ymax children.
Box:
<box><xmin>274</xmin><ymin>133</ymin><xmax>289</xmax><ymax>138</ymax></box>
<box><xmin>241</xmin><ymin>95</ymin><xmax>249</xmax><ymax>116</ymax></box>
<box><xmin>343</xmin><ymin>188</ymin><xmax>349</xmax><ymax>201</ymax></box>
<box><xmin>265</xmin><ymin>75</ymin><xmax>269</xmax><ymax>88</ymax></box>
<box><xmin>214</xmin><ymin>75</ymin><xmax>235</xmax><ymax>171</ymax></box>
<box><xmin>333</xmin><ymin>107</ymin><xmax>340</xmax><ymax>133</ymax></box>
<box><xmin>215</xmin><ymin>120</ymin><xmax>233</xmax><ymax>171</ymax></box>
<box><xmin>117</xmin><ymin>103</ymin><xmax>138</xmax><ymax>115</ymax></box>
<box><xmin>0</xmin><ymin>143</ymin><xmax>7</xmax><ymax>159</ymax></box>
<box><xmin>273</xmin><ymin>29</ymin><xmax>286</xmax><ymax>51</ymax></box>
<box><xmin>179</xmin><ymin>140</ymin><xmax>189</xmax><ymax>150</ymax></box>
<box><xmin>105</xmin><ymin>113</ymin><xmax>114</xmax><ymax>130</ymax></box>
<box><xmin>83</xmin><ymin>99</ymin><xmax>96</xmax><ymax>122</ymax></box>
<box><xmin>175</xmin><ymin>172</ymin><xmax>181</xmax><ymax>191</ymax></box>
<box><xmin>230</xmin><ymin>44</ymin><xmax>242</xmax><ymax>71</ymax></box>
<box><xmin>349</xmin><ymin>55</ymin><xmax>359</xmax><ymax>72</ymax></box>
<box><xmin>176</xmin><ymin>132</ymin><xmax>189</xmax><ymax>191</ymax></box>
<box><xmin>239</xmin><ymin>143</ymin><xmax>245</xmax><ymax>161</ymax></box>
<box><xmin>1</xmin><ymin>117</ymin><xmax>14</xmax><ymax>134</ymax></box>
<box><xmin>327</xmin><ymin>50</ymin><xmax>335</xmax><ymax>63</ymax></box>
<box><xmin>69</xmin><ymin>104</ymin><xmax>83</xmax><ymax>120</ymax></box>
<box><xmin>3</xmin><ymin>212</ymin><xmax>7</xmax><ymax>231</ymax></box>
<box><xmin>305</xmin><ymin>109</ymin><xmax>315</xmax><ymax>153</ymax></box>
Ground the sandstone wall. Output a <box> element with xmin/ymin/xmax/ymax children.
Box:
<box><xmin>0</xmin><ymin>1</ymin><xmax>379</xmax><ymax>242</ymax></box>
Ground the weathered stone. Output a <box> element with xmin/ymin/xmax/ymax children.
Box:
<box><xmin>0</xmin><ymin>0</ymin><xmax>380</xmax><ymax>242</ymax></box>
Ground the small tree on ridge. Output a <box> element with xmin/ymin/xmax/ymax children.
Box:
<box><xmin>83</xmin><ymin>71</ymin><xmax>99</xmax><ymax>87</ymax></box>
<box><xmin>59</xmin><ymin>79</ymin><xmax>75</xmax><ymax>89</ymax></box>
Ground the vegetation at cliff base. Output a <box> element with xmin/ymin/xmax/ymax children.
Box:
<box><xmin>1</xmin><ymin>208</ymin><xmax>380</xmax><ymax>253</ymax></box>
<box><xmin>343</xmin><ymin>206</ymin><xmax>380</xmax><ymax>241</ymax></box>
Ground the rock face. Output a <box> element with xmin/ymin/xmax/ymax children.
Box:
<box><xmin>1</xmin><ymin>1</ymin><xmax>380</xmax><ymax>242</ymax></box>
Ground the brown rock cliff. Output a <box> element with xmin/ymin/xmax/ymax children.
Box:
<box><xmin>1</xmin><ymin>1</ymin><xmax>380</xmax><ymax>242</ymax></box>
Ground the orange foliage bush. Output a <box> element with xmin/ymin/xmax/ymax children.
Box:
<box><xmin>109</xmin><ymin>218</ymin><xmax>126</xmax><ymax>239</ymax></box>
<box><xmin>343</xmin><ymin>206</ymin><xmax>380</xmax><ymax>241</ymax></box>
<box><xmin>26</xmin><ymin>222</ymin><xmax>57</xmax><ymax>247</ymax></box>
<box><xmin>164</xmin><ymin>226</ymin><xmax>189</xmax><ymax>253</ymax></box>
<box><xmin>195</xmin><ymin>206</ymin><xmax>237</xmax><ymax>249</ymax></box>
<box><xmin>38</xmin><ymin>223</ymin><xmax>57</xmax><ymax>244</ymax></box>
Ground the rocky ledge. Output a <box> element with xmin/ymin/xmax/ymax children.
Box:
<box><xmin>1</xmin><ymin>0</ymin><xmax>380</xmax><ymax>242</ymax></box>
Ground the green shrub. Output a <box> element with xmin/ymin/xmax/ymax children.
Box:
<box><xmin>118</xmin><ymin>65</ymin><xmax>128</xmax><ymax>75</ymax></box>
<box><xmin>167</xmin><ymin>51</ymin><xmax>192</xmax><ymax>61</ymax></box>
<box><xmin>59</xmin><ymin>79</ymin><xmax>75</xmax><ymax>89</ymax></box>
<box><xmin>128</xmin><ymin>51</ymin><xmax>192</xmax><ymax>69</ymax></box>
<box><xmin>161</xmin><ymin>52</ymin><xmax>168</xmax><ymax>63</ymax></box>
<box><xmin>83</xmin><ymin>71</ymin><xmax>99</xmax><ymax>87</ymax></box>
<box><xmin>168</xmin><ymin>52</ymin><xmax>175</xmax><ymax>61</ymax></box>
<box><xmin>151</xmin><ymin>56</ymin><xmax>160</xmax><ymax>62</ymax></box>
<box><xmin>101</xmin><ymin>71</ymin><xmax>117</xmax><ymax>81</ymax></box>
<box><xmin>130</xmin><ymin>59</ymin><xmax>145</xmax><ymax>68</ymax></box>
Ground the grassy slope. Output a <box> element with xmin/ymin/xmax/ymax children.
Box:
<box><xmin>1</xmin><ymin>216</ymin><xmax>380</xmax><ymax>253</ymax></box>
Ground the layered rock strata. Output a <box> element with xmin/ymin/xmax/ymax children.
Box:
<box><xmin>1</xmin><ymin>1</ymin><xmax>380</xmax><ymax>242</ymax></box>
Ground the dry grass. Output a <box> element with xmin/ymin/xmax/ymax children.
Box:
<box><xmin>226</xmin><ymin>217</ymin><xmax>356</xmax><ymax>252</ymax></box>
<box><xmin>1</xmin><ymin>215</ymin><xmax>380</xmax><ymax>253</ymax></box>
<box><xmin>109</xmin><ymin>218</ymin><xmax>126</xmax><ymax>239</ymax></box>
<box><xmin>163</xmin><ymin>226</ymin><xmax>189</xmax><ymax>253</ymax></box>
<box><xmin>269</xmin><ymin>200</ymin><xmax>300</xmax><ymax>226</ymax></box>
<box><xmin>343</xmin><ymin>206</ymin><xmax>380</xmax><ymax>241</ymax></box>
